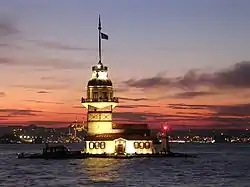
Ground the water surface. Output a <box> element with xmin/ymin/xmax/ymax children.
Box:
<box><xmin>0</xmin><ymin>143</ymin><xmax>249</xmax><ymax>187</ymax></box>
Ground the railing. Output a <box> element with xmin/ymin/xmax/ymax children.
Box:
<box><xmin>81</xmin><ymin>97</ymin><xmax>119</xmax><ymax>103</ymax></box>
<box><xmin>92</xmin><ymin>66</ymin><xmax>108</xmax><ymax>71</ymax></box>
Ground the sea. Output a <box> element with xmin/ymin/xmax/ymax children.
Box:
<box><xmin>0</xmin><ymin>143</ymin><xmax>249</xmax><ymax>187</ymax></box>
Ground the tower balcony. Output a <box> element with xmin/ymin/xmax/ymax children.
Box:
<box><xmin>81</xmin><ymin>97</ymin><xmax>119</xmax><ymax>109</ymax></box>
<box><xmin>81</xmin><ymin>97</ymin><xmax>119</xmax><ymax>103</ymax></box>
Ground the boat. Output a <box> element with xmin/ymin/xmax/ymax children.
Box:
<box><xmin>17</xmin><ymin>144</ymin><xmax>86</xmax><ymax>159</ymax></box>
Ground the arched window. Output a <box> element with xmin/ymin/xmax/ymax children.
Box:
<box><xmin>100</xmin><ymin>142</ymin><xmax>105</xmax><ymax>149</ymax></box>
<box><xmin>89</xmin><ymin>142</ymin><xmax>94</xmax><ymax>149</ymax></box>
<box><xmin>134</xmin><ymin>142</ymin><xmax>139</xmax><ymax>149</ymax></box>
<box><xmin>94</xmin><ymin>142</ymin><xmax>100</xmax><ymax>149</ymax></box>
<box><xmin>139</xmin><ymin>142</ymin><xmax>144</xmax><ymax>149</ymax></box>
<box><xmin>145</xmin><ymin>142</ymin><xmax>150</xmax><ymax>149</ymax></box>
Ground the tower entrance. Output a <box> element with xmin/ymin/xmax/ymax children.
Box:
<box><xmin>115</xmin><ymin>139</ymin><xmax>126</xmax><ymax>155</ymax></box>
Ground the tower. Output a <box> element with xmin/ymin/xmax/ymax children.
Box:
<box><xmin>81</xmin><ymin>16</ymin><xmax>154</xmax><ymax>155</ymax></box>
<box><xmin>81</xmin><ymin>15</ymin><xmax>121</xmax><ymax>135</ymax></box>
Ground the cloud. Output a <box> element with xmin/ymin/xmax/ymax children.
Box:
<box><xmin>114</xmin><ymin>87</ymin><xmax>131</xmax><ymax>93</ymax></box>
<box><xmin>0</xmin><ymin>17</ymin><xmax>19</xmax><ymax>37</ymax></box>
<box><xmin>0</xmin><ymin>92</ymin><xmax>5</xmax><ymax>97</ymax></box>
<box><xmin>37</xmin><ymin>91</ymin><xmax>50</xmax><ymax>94</ymax></box>
<box><xmin>119</xmin><ymin>97</ymin><xmax>149</xmax><ymax>101</ymax></box>
<box><xmin>29</xmin><ymin>40</ymin><xmax>95</xmax><ymax>51</ymax></box>
<box><xmin>168</xmin><ymin>103</ymin><xmax>250</xmax><ymax>117</ymax></box>
<box><xmin>0</xmin><ymin>108</ymin><xmax>42</xmax><ymax>117</ymax></box>
<box><xmin>113</xmin><ymin>112</ymin><xmax>153</xmax><ymax>122</ymax></box>
<box><xmin>13</xmin><ymin>83</ymin><xmax>69</xmax><ymax>90</ymax></box>
<box><xmin>168</xmin><ymin>103</ymin><xmax>208</xmax><ymax>110</ymax></box>
<box><xmin>26</xmin><ymin>120</ymin><xmax>72</xmax><ymax>127</ymax></box>
<box><xmin>212</xmin><ymin>104</ymin><xmax>250</xmax><ymax>117</ymax></box>
<box><xmin>113</xmin><ymin>111</ymin><xmax>170</xmax><ymax>123</ymax></box>
<box><xmin>0</xmin><ymin>43</ymin><xmax>10</xmax><ymax>47</ymax></box>
<box><xmin>40</xmin><ymin>76</ymin><xmax>70</xmax><ymax>83</ymax></box>
<box><xmin>0</xmin><ymin>57</ymin><xmax>86</xmax><ymax>69</ymax></box>
<box><xmin>175</xmin><ymin>61</ymin><xmax>250</xmax><ymax>90</ymax></box>
<box><xmin>117</xmin><ymin>104</ymin><xmax>153</xmax><ymax>109</ymax></box>
<box><xmin>0</xmin><ymin>57</ymin><xmax>14</xmax><ymax>65</ymax></box>
<box><xmin>25</xmin><ymin>100</ymin><xmax>63</xmax><ymax>105</ymax></box>
<box><xmin>171</xmin><ymin>91</ymin><xmax>218</xmax><ymax>99</ymax></box>
<box><xmin>124</xmin><ymin>61</ymin><xmax>250</xmax><ymax>91</ymax></box>
<box><xmin>124</xmin><ymin>76</ymin><xmax>171</xmax><ymax>89</ymax></box>
<box><xmin>113</xmin><ymin>108</ymin><xmax>250</xmax><ymax>129</ymax></box>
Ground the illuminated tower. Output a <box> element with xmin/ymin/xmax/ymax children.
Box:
<box><xmin>81</xmin><ymin>15</ymin><xmax>121</xmax><ymax>135</ymax></box>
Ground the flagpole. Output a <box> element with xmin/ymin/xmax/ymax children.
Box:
<box><xmin>98</xmin><ymin>15</ymin><xmax>102</xmax><ymax>63</ymax></box>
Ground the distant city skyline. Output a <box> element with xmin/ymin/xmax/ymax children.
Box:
<box><xmin>1</xmin><ymin>0</ymin><xmax>250</xmax><ymax>129</ymax></box>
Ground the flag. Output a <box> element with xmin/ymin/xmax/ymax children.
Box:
<box><xmin>101</xmin><ymin>32</ymin><xmax>108</xmax><ymax>40</ymax></box>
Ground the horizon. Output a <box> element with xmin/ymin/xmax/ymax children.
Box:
<box><xmin>1</xmin><ymin>1</ymin><xmax>250</xmax><ymax>130</ymax></box>
<box><xmin>1</xmin><ymin>124</ymin><xmax>249</xmax><ymax>132</ymax></box>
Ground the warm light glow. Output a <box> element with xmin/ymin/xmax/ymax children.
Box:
<box><xmin>126</xmin><ymin>140</ymin><xmax>153</xmax><ymax>154</ymax></box>
<box><xmin>85</xmin><ymin>140</ymin><xmax>115</xmax><ymax>154</ymax></box>
<box><xmin>91</xmin><ymin>71</ymin><xmax>108</xmax><ymax>80</ymax></box>
<box><xmin>98</xmin><ymin>71</ymin><xmax>108</xmax><ymax>79</ymax></box>
<box><xmin>87</xmin><ymin>121</ymin><xmax>123</xmax><ymax>135</ymax></box>
<box><xmin>126</xmin><ymin>141</ymin><xmax>136</xmax><ymax>153</ymax></box>
<box><xmin>85</xmin><ymin>139</ymin><xmax>153</xmax><ymax>155</ymax></box>
<box><xmin>91</xmin><ymin>71</ymin><xmax>97</xmax><ymax>78</ymax></box>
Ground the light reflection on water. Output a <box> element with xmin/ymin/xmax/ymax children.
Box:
<box><xmin>0</xmin><ymin>143</ymin><xmax>250</xmax><ymax>187</ymax></box>
<box><xmin>83</xmin><ymin>158</ymin><xmax>122</xmax><ymax>182</ymax></box>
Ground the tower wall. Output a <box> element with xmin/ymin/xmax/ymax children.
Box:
<box><xmin>87</xmin><ymin>105</ymin><xmax>123</xmax><ymax>135</ymax></box>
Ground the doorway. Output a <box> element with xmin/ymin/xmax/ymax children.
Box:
<box><xmin>115</xmin><ymin>139</ymin><xmax>126</xmax><ymax>155</ymax></box>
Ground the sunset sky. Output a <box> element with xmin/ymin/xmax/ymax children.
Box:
<box><xmin>1</xmin><ymin>0</ymin><xmax>250</xmax><ymax>129</ymax></box>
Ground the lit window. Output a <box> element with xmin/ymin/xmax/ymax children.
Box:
<box><xmin>139</xmin><ymin>142</ymin><xmax>144</xmax><ymax>149</ymax></box>
<box><xmin>98</xmin><ymin>71</ymin><xmax>108</xmax><ymax>79</ymax></box>
<box><xmin>100</xmin><ymin>142</ymin><xmax>105</xmax><ymax>149</ymax></box>
<box><xmin>89</xmin><ymin>142</ymin><xmax>94</xmax><ymax>149</ymax></box>
<box><xmin>134</xmin><ymin>142</ymin><xmax>139</xmax><ymax>149</ymax></box>
<box><xmin>145</xmin><ymin>142</ymin><xmax>150</xmax><ymax>149</ymax></box>
<box><xmin>95</xmin><ymin>142</ymin><xmax>100</xmax><ymax>149</ymax></box>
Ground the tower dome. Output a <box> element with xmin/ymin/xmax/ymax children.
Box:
<box><xmin>87</xmin><ymin>62</ymin><xmax>112</xmax><ymax>87</ymax></box>
<box><xmin>87</xmin><ymin>79</ymin><xmax>112</xmax><ymax>87</ymax></box>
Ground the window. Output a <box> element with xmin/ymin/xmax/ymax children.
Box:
<box><xmin>134</xmin><ymin>142</ymin><xmax>139</xmax><ymax>149</ymax></box>
<box><xmin>145</xmin><ymin>142</ymin><xmax>150</xmax><ymax>149</ymax></box>
<box><xmin>139</xmin><ymin>142</ymin><xmax>144</xmax><ymax>149</ymax></box>
<box><xmin>94</xmin><ymin>142</ymin><xmax>100</xmax><ymax>149</ymax></box>
<box><xmin>93</xmin><ymin>92</ymin><xmax>98</xmax><ymax>100</ymax></box>
<box><xmin>100</xmin><ymin>142</ymin><xmax>105</xmax><ymax>149</ymax></box>
<box><xmin>89</xmin><ymin>142</ymin><xmax>94</xmax><ymax>149</ymax></box>
<box><xmin>102</xmin><ymin>92</ymin><xmax>107</xmax><ymax>100</ymax></box>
